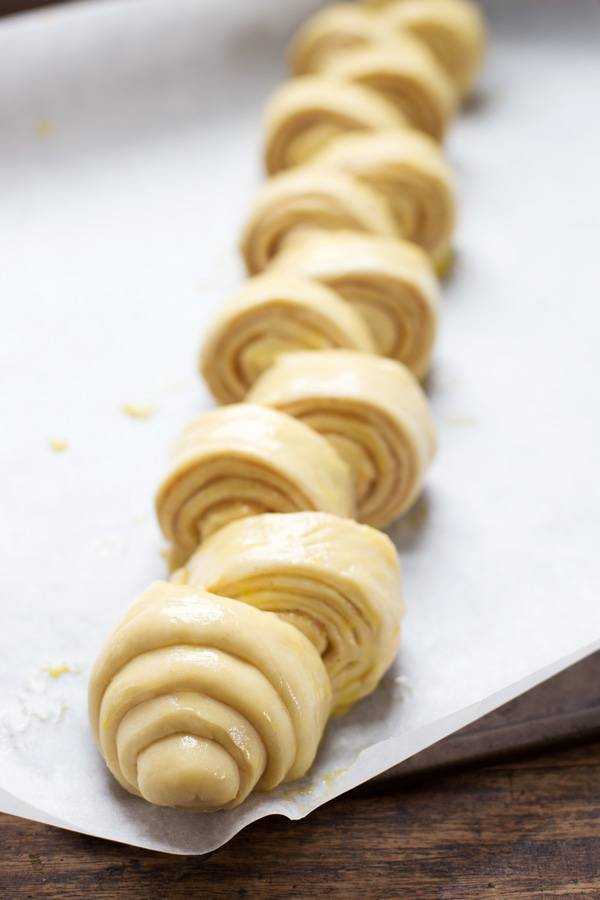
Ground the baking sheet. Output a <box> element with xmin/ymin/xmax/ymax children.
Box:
<box><xmin>1</xmin><ymin>0</ymin><xmax>600</xmax><ymax>855</ymax></box>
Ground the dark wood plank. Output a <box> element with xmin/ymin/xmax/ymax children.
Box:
<box><xmin>2</xmin><ymin>738</ymin><xmax>600</xmax><ymax>899</ymax></box>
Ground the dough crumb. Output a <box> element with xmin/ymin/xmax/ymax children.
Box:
<box><xmin>49</xmin><ymin>437</ymin><xmax>68</xmax><ymax>452</ymax></box>
<box><xmin>42</xmin><ymin>662</ymin><xmax>79</xmax><ymax>679</ymax></box>
<box><xmin>35</xmin><ymin>118</ymin><xmax>54</xmax><ymax>140</ymax></box>
<box><xmin>121</xmin><ymin>402</ymin><xmax>155</xmax><ymax>420</ymax></box>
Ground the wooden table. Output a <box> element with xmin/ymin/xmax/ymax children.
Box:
<box><xmin>2</xmin><ymin>738</ymin><xmax>600</xmax><ymax>898</ymax></box>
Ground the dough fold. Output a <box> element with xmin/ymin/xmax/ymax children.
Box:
<box><xmin>271</xmin><ymin>229</ymin><xmax>439</xmax><ymax>377</ymax></box>
<box><xmin>377</xmin><ymin>0</ymin><xmax>486</xmax><ymax>99</ymax></box>
<box><xmin>155</xmin><ymin>403</ymin><xmax>354</xmax><ymax>565</ymax></box>
<box><xmin>289</xmin><ymin>4</ymin><xmax>390</xmax><ymax>77</ymax></box>
<box><xmin>199</xmin><ymin>272</ymin><xmax>375</xmax><ymax>404</ymax></box>
<box><xmin>321</xmin><ymin>36</ymin><xmax>456</xmax><ymax>140</ymax></box>
<box><xmin>248</xmin><ymin>350</ymin><xmax>436</xmax><ymax>528</ymax></box>
<box><xmin>313</xmin><ymin>130</ymin><xmax>456</xmax><ymax>266</ymax></box>
<box><xmin>263</xmin><ymin>76</ymin><xmax>406</xmax><ymax>174</ymax></box>
<box><xmin>175</xmin><ymin>512</ymin><xmax>403</xmax><ymax>714</ymax></box>
<box><xmin>240</xmin><ymin>166</ymin><xmax>397</xmax><ymax>275</ymax></box>
<box><xmin>88</xmin><ymin>581</ymin><xmax>331</xmax><ymax>809</ymax></box>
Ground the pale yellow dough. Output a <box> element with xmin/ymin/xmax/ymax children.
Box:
<box><xmin>88</xmin><ymin>581</ymin><xmax>331</xmax><ymax>809</ymax></box>
<box><xmin>240</xmin><ymin>165</ymin><xmax>397</xmax><ymax>275</ymax></box>
<box><xmin>321</xmin><ymin>35</ymin><xmax>456</xmax><ymax>141</ymax></box>
<box><xmin>248</xmin><ymin>350</ymin><xmax>436</xmax><ymax>528</ymax></box>
<box><xmin>175</xmin><ymin>511</ymin><xmax>403</xmax><ymax>714</ymax></box>
<box><xmin>200</xmin><ymin>272</ymin><xmax>375</xmax><ymax>404</ymax></box>
<box><xmin>289</xmin><ymin>4</ymin><xmax>390</xmax><ymax>77</ymax></box>
<box><xmin>372</xmin><ymin>0</ymin><xmax>486</xmax><ymax>98</ymax></box>
<box><xmin>313</xmin><ymin>130</ymin><xmax>456</xmax><ymax>266</ymax></box>
<box><xmin>271</xmin><ymin>229</ymin><xmax>439</xmax><ymax>377</ymax></box>
<box><xmin>155</xmin><ymin>403</ymin><xmax>354</xmax><ymax>565</ymax></box>
<box><xmin>263</xmin><ymin>75</ymin><xmax>407</xmax><ymax>174</ymax></box>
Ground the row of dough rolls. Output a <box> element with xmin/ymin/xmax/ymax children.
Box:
<box><xmin>90</xmin><ymin>0</ymin><xmax>486</xmax><ymax>813</ymax></box>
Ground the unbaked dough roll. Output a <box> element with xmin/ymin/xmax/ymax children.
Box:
<box><xmin>264</xmin><ymin>76</ymin><xmax>407</xmax><ymax>174</ymax></box>
<box><xmin>155</xmin><ymin>403</ymin><xmax>354</xmax><ymax>565</ymax></box>
<box><xmin>271</xmin><ymin>230</ymin><xmax>439</xmax><ymax>378</ymax></box>
<box><xmin>289</xmin><ymin>4</ymin><xmax>389</xmax><ymax>76</ymax></box>
<box><xmin>248</xmin><ymin>350</ymin><xmax>436</xmax><ymax>528</ymax></box>
<box><xmin>89</xmin><ymin>581</ymin><xmax>331</xmax><ymax>809</ymax></box>
<box><xmin>313</xmin><ymin>130</ymin><xmax>456</xmax><ymax>266</ymax></box>
<box><xmin>374</xmin><ymin>0</ymin><xmax>486</xmax><ymax>98</ymax></box>
<box><xmin>321</xmin><ymin>36</ymin><xmax>456</xmax><ymax>140</ymax></box>
<box><xmin>175</xmin><ymin>512</ymin><xmax>404</xmax><ymax>715</ymax></box>
<box><xmin>200</xmin><ymin>273</ymin><xmax>375</xmax><ymax>404</ymax></box>
<box><xmin>240</xmin><ymin>166</ymin><xmax>397</xmax><ymax>275</ymax></box>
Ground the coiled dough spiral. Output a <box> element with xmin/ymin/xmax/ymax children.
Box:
<box><xmin>155</xmin><ymin>403</ymin><xmax>354</xmax><ymax>566</ymax></box>
<box><xmin>373</xmin><ymin>0</ymin><xmax>486</xmax><ymax>99</ymax></box>
<box><xmin>175</xmin><ymin>512</ymin><xmax>404</xmax><ymax>715</ymax></box>
<box><xmin>199</xmin><ymin>272</ymin><xmax>375</xmax><ymax>404</ymax></box>
<box><xmin>289</xmin><ymin>3</ymin><xmax>391</xmax><ymax>77</ymax></box>
<box><xmin>240</xmin><ymin>165</ymin><xmax>397</xmax><ymax>275</ymax></box>
<box><xmin>248</xmin><ymin>350</ymin><xmax>436</xmax><ymax>528</ymax></box>
<box><xmin>263</xmin><ymin>76</ymin><xmax>407</xmax><ymax>174</ymax></box>
<box><xmin>313</xmin><ymin>130</ymin><xmax>456</xmax><ymax>266</ymax></box>
<box><xmin>320</xmin><ymin>35</ymin><xmax>456</xmax><ymax>141</ymax></box>
<box><xmin>88</xmin><ymin>581</ymin><xmax>331</xmax><ymax>809</ymax></box>
<box><xmin>271</xmin><ymin>229</ymin><xmax>439</xmax><ymax>378</ymax></box>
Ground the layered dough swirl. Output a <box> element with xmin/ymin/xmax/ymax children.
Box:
<box><xmin>176</xmin><ymin>512</ymin><xmax>403</xmax><ymax>715</ymax></box>
<box><xmin>313</xmin><ymin>130</ymin><xmax>456</xmax><ymax>266</ymax></box>
<box><xmin>248</xmin><ymin>350</ymin><xmax>436</xmax><ymax>528</ymax></box>
<box><xmin>371</xmin><ymin>0</ymin><xmax>486</xmax><ymax>99</ymax></box>
<box><xmin>88</xmin><ymin>581</ymin><xmax>331</xmax><ymax>809</ymax></box>
<box><xmin>320</xmin><ymin>37</ymin><xmax>456</xmax><ymax>141</ymax></box>
<box><xmin>199</xmin><ymin>272</ymin><xmax>375</xmax><ymax>404</ymax></box>
<box><xmin>289</xmin><ymin>3</ymin><xmax>390</xmax><ymax>76</ymax></box>
<box><xmin>291</xmin><ymin>0</ymin><xmax>485</xmax><ymax>100</ymax></box>
<box><xmin>263</xmin><ymin>76</ymin><xmax>406</xmax><ymax>174</ymax></box>
<box><xmin>271</xmin><ymin>230</ymin><xmax>439</xmax><ymax>378</ymax></box>
<box><xmin>240</xmin><ymin>166</ymin><xmax>397</xmax><ymax>275</ymax></box>
<box><xmin>155</xmin><ymin>403</ymin><xmax>354</xmax><ymax>565</ymax></box>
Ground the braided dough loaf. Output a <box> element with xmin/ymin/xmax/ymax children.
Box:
<box><xmin>263</xmin><ymin>76</ymin><xmax>406</xmax><ymax>174</ymax></box>
<box><xmin>175</xmin><ymin>512</ymin><xmax>404</xmax><ymax>715</ymax></box>
<box><xmin>155</xmin><ymin>403</ymin><xmax>354</xmax><ymax>565</ymax></box>
<box><xmin>248</xmin><ymin>350</ymin><xmax>436</xmax><ymax>528</ymax></box>
<box><xmin>199</xmin><ymin>272</ymin><xmax>375</xmax><ymax>404</ymax></box>
<box><xmin>321</xmin><ymin>36</ymin><xmax>456</xmax><ymax>140</ymax></box>
<box><xmin>271</xmin><ymin>229</ymin><xmax>439</xmax><ymax>377</ymax></box>
<box><xmin>313</xmin><ymin>130</ymin><xmax>456</xmax><ymax>266</ymax></box>
<box><xmin>89</xmin><ymin>581</ymin><xmax>331</xmax><ymax>809</ymax></box>
<box><xmin>240</xmin><ymin>166</ymin><xmax>397</xmax><ymax>275</ymax></box>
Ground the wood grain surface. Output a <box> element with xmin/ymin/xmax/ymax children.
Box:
<box><xmin>2</xmin><ymin>738</ymin><xmax>600</xmax><ymax>899</ymax></box>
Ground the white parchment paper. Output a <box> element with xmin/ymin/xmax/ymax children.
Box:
<box><xmin>1</xmin><ymin>0</ymin><xmax>600</xmax><ymax>855</ymax></box>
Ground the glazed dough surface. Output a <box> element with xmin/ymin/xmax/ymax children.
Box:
<box><xmin>263</xmin><ymin>75</ymin><xmax>406</xmax><ymax>174</ymax></box>
<box><xmin>379</xmin><ymin>0</ymin><xmax>486</xmax><ymax>98</ymax></box>
<box><xmin>88</xmin><ymin>581</ymin><xmax>331</xmax><ymax>809</ymax></box>
<box><xmin>155</xmin><ymin>403</ymin><xmax>354</xmax><ymax>565</ymax></box>
<box><xmin>176</xmin><ymin>512</ymin><xmax>404</xmax><ymax>714</ymax></box>
<box><xmin>248</xmin><ymin>350</ymin><xmax>436</xmax><ymax>528</ymax></box>
<box><xmin>271</xmin><ymin>229</ymin><xmax>439</xmax><ymax>377</ymax></box>
<box><xmin>314</xmin><ymin>129</ymin><xmax>456</xmax><ymax>266</ymax></box>
<box><xmin>240</xmin><ymin>165</ymin><xmax>397</xmax><ymax>275</ymax></box>
<box><xmin>321</xmin><ymin>35</ymin><xmax>456</xmax><ymax>140</ymax></box>
<box><xmin>200</xmin><ymin>272</ymin><xmax>375</xmax><ymax>404</ymax></box>
<box><xmin>289</xmin><ymin>4</ymin><xmax>390</xmax><ymax>76</ymax></box>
